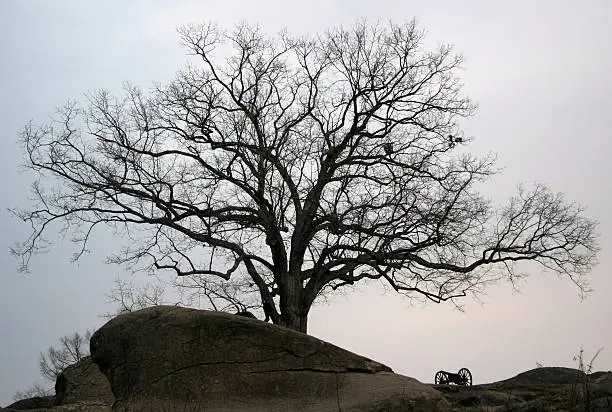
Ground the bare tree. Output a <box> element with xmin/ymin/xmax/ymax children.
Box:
<box><xmin>13</xmin><ymin>330</ymin><xmax>92</xmax><ymax>401</ymax></box>
<box><xmin>39</xmin><ymin>330</ymin><xmax>92</xmax><ymax>384</ymax></box>
<box><xmin>12</xmin><ymin>382</ymin><xmax>52</xmax><ymax>402</ymax></box>
<box><xmin>172</xmin><ymin>273</ymin><xmax>263</xmax><ymax>317</ymax></box>
<box><xmin>12</xmin><ymin>20</ymin><xmax>599</xmax><ymax>333</ymax></box>
<box><xmin>101</xmin><ymin>276</ymin><xmax>167</xmax><ymax>319</ymax></box>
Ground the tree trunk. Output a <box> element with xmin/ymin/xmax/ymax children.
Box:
<box><xmin>278</xmin><ymin>272</ymin><xmax>309</xmax><ymax>333</ymax></box>
<box><xmin>278</xmin><ymin>311</ymin><xmax>308</xmax><ymax>333</ymax></box>
<box><xmin>299</xmin><ymin>314</ymin><xmax>308</xmax><ymax>333</ymax></box>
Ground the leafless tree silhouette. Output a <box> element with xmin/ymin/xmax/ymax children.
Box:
<box><xmin>12</xmin><ymin>331</ymin><xmax>91</xmax><ymax>402</ymax></box>
<box><xmin>12</xmin><ymin>21</ymin><xmax>599</xmax><ymax>333</ymax></box>
<box><xmin>12</xmin><ymin>382</ymin><xmax>52</xmax><ymax>402</ymax></box>
<box><xmin>101</xmin><ymin>276</ymin><xmax>167</xmax><ymax>319</ymax></box>
<box><xmin>39</xmin><ymin>330</ymin><xmax>91</xmax><ymax>384</ymax></box>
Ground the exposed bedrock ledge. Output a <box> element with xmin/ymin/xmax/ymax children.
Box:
<box><xmin>90</xmin><ymin>305</ymin><xmax>448</xmax><ymax>411</ymax></box>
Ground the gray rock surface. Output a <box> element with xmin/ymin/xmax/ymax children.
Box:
<box><xmin>4</xmin><ymin>396</ymin><xmax>54</xmax><ymax>410</ymax></box>
<box><xmin>90</xmin><ymin>305</ymin><xmax>449</xmax><ymax>411</ymax></box>
<box><xmin>12</xmin><ymin>306</ymin><xmax>608</xmax><ymax>411</ymax></box>
<box><xmin>54</xmin><ymin>356</ymin><xmax>114</xmax><ymax>406</ymax></box>
<box><xmin>3</xmin><ymin>357</ymin><xmax>113</xmax><ymax>411</ymax></box>
<box><xmin>1</xmin><ymin>404</ymin><xmax>110</xmax><ymax>411</ymax></box>
<box><xmin>433</xmin><ymin>367</ymin><xmax>612</xmax><ymax>411</ymax></box>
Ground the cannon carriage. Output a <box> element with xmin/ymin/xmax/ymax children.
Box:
<box><xmin>434</xmin><ymin>368</ymin><xmax>472</xmax><ymax>386</ymax></box>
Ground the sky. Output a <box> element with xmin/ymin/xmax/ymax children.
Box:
<box><xmin>1</xmin><ymin>0</ymin><xmax>611</xmax><ymax>405</ymax></box>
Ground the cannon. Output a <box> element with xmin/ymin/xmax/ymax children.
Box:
<box><xmin>434</xmin><ymin>368</ymin><xmax>472</xmax><ymax>386</ymax></box>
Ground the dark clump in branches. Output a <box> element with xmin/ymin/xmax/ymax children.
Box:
<box><xmin>12</xmin><ymin>20</ymin><xmax>599</xmax><ymax>333</ymax></box>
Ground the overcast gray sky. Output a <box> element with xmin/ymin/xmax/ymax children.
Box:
<box><xmin>1</xmin><ymin>0</ymin><xmax>611</xmax><ymax>405</ymax></box>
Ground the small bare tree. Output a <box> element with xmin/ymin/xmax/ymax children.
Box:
<box><xmin>13</xmin><ymin>20</ymin><xmax>599</xmax><ymax>333</ymax></box>
<box><xmin>39</xmin><ymin>330</ymin><xmax>92</xmax><ymax>384</ymax></box>
<box><xmin>12</xmin><ymin>330</ymin><xmax>92</xmax><ymax>402</ymax></box>
<box><xmin>12</xmin><ymin>382</ymin><xmax>52</xmax><ymax>402</ymax></box>
<box><xmin>101</xmin><ymin>276</ymin><xmax>167</xmax><ymax>319</ymax></box>
<box><xmin>570</xmin><ymin>347</ymin><xmax>605</xmax><ymax>410</ymax></box>
<box><xmin>173</xmin><ymin>273</ymin><xmax>263</xmax><ymax>317</ymax></box>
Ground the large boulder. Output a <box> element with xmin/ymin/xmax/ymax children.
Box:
<box><xmin>54</xmin><ymin>356</ymin><xmax>114</xmax><ymax>407</ymax></box>
<box><xmin>90</xmin><ymin>305</ymin><xmax>449</xmax><ymax>411</ymax></box>
<box><xmin>3</xmin><ymin>396</ymin><xmax>55</xmax><ymax>410</ymax></box>
<box><xmin>3</xmin><ymin>357</ymin><xmax>113</xmax><ymax>411</ymax></box>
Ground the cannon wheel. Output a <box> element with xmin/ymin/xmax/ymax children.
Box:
<box><xmin>434</xmin><ymin>371</ymin><xmax>446</xmax><ymax>385</ymax></box>
<box><xmin>458</xmin><ymin>368</ymin><xmax>472</xmax><ymax>386</ymax></box>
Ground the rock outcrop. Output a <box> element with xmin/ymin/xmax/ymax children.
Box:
<box><xmin>3</xmin><ymin>357</ymin><xmax>113</xmax><ymax>412</ymax></box>
<box><xmin>434</xmin><ymin>367</ymin><xmax>612</xmax><ymax>411</ymax></box>
<box><xmin>9</xmin><ymin>306</ymin><xmax>609</xmax><ymax>411</ymax></box>
<box><xmin>54</xmin><ymin>356</ymin><xmax>114</xmax><ymax>408</ymax></box>
<box><xmin>3</xmin><ymin>396</ymin><xmax>55</xmax><ymax>410</ymax></box>
<box><xmin>90</xmin><ymin>305</ymin><xmax>449</xmax><ymax>411</ymax></box>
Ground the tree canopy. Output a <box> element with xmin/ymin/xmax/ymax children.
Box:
<box><xmin>13</xmin><ymin>21</ymin><xmax>599</xmax><ymax>333</ymax></box>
